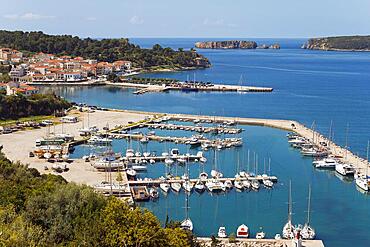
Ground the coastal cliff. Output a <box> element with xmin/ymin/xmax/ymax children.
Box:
<box><xmin>195</xmin><ymin>40</ymin><xmax>257</xmax><ymax>49</ymax></box>
<box><xmin>302</xmin><ymin>36</ymin><xmax>370</xmax><ymax>51</ymax></box>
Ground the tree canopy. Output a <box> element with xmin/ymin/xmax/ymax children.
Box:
<box><xmin>0</xmin><ymin>30</ymin><xmax>210</xmax><ymax>68</ymax></box>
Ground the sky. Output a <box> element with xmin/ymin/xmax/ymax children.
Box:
<box><xmin>0</xmin><ymin>0</ymin><xmax>369</xmax><ymax>38</ymax></box>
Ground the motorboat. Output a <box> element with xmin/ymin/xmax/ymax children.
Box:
<box><xmin>180</xmin><ymin>218</ymin><xmax>193</xmax><ymax>231</ymax></box>
<box><xmin>170</xmin><ymin>148</ymin><xmax>180</xmax><ymax>157</ymax></box>
<box><xmin>211</xmin><ymin>169</ymin><xmax>223</xmax><ymax>178</ymax></box>
<box><xmin>126</xmin><ymin>168</ymin><xmax>137</xmax><ymax>178</ymax></box>
<box><xmin>251</xmin><ymin>180</ymin><xmax>260</xmax><ymax>190</ymax></box>
<box><xmin>194</xmin><ymin>180</ymin><xmax>205</xmax><ymax>192</ymax></box>
<box><xmin>160</xmin><ymin>182</ymin><xmax>170</xmax><ymax>193</ymax></box>
<box><xmin>234</xmin><ymin>180</ymin><xmax>244</xmax><ymax>190</ymax></box>
<box><xmin>263</xmin><ymin>179</ymin><xmax>274</xmax><ymax>188</ymax></box>
<box><xmin>199</xmin><ymin>172</ymin><xmax>208</xmax><ymax>180</ymax></box>
<box><xmin>87</xmin><ymin>136</ymin><xmax>112</xmax><ymax>145</ymax></box>
<box><xmin>182</xmin><ymin>181</ymin><xmax>193</xmax><ymax>192</ymax></box>
<box><xmin>224</xmin><ymin>180</ymin><xmax>233</xmax><ymax>189</ymax></box>
<box><xmin>256</xmin><ymin>230</ymin><xmax>265</xmax><ymax>239</ymax></box>
<box><xmin>301</xmin><ymin>148</ymin><xmax>328</xmax><ymax>157</ymax></box>
<box><xmin>242</xmin><ymin>180</ymin><xmax>251</xmax><ymax>189</ymax></box>
<box><xmin>171</xmin><ymin>182</ymin><xmax>181</xmax><ymax>192</ymax></box>
<box><xmin>335</xmin><ymin>163</ymin><xmax>355</xmax><ymax>176</ymax></box>
<box><xmin>217</xmin><ymin>226</ymin><xmax>227</xmax><ymax>238</ymax></box>
<box><xmin>126</xmin><ymin>149</ymin><xmax>135</xmax><ymax>158</ymax></box>
<box><xmin>274</xmin><ymin>234</ymin><xmax>282</xmax><ymax>240</ymax></box>
<box><xmin>313</xmin><ymin>158</ymin><xmax>339</xmax><ymax>169</ymax></box>
<box><xmin>356</xmin><ymin>176</ymin><xmax>370</xmax><ymax>191</ymax></box>
<box><xmin>206</xmin><ymin>180</ymin><xmax>226</xmax><ymax>192</ymax></box>
<box><xmin>149</xmin><ymin>188</ymin><xmax>159</xmax><ymax>199</ymax></box>
<box><xmin>236</xmin><ymin>224</ymin><xmax>249</xmax><ymax>238</ymax></box>
<box><xmin>131</xmin><ymin>164</ymin><xmax>147</xmax><ymax>171</ymax></box>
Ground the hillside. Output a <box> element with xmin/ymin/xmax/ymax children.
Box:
<box><xmin>302</xmin><ymin>35</ymin><xmax>370</xmax><ymax>51</ymax></box>
<box><xmin>0</xmin><ymin>30</ymin><xmax>210</xmax><ymax>69</ymax></box>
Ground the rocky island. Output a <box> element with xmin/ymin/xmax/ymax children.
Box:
<box><xmin>195</xmin><ymin>40</ymin><xmax>280</xmax><ymax>50</ymax></box>
<box><xmin>302</xmin><ymin>35</ymin><xmax>370</xmax><ymax>51</ymax></box>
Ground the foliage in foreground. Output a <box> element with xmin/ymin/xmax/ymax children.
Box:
<box><xmin>0</xmin><ymin>150</ymin><xmax>194</xmax><ymax>246</ymax></box>
<box><xmin>0</xmin><ymin>93</ymin><xmax>71</xmax><ymax>120</ymax></box>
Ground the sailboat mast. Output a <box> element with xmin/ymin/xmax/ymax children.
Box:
<box><xmin>345</xmin><ymin>123</ymin><xmax>349</xmax><ymax>161</ymax></box>
<box><xmin>247</xmin><ymin>149</ymin><xmax>250</xmax><ymax>172</ymax></box>
<box><xmin>288</xmin><ymin>180</ymin><xmax>292</xmax><ymax>223</ymax></box>
<box><xmin>307</xmin><ymin>184</ymin><xmax>312</xmax><ymax>226</ymax></box>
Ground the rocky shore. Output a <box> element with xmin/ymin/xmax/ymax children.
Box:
<box><xmin>302</xmin><ymin>36</ymin><xmax>370</xmax><ymax>51</ymax></box>
<box><xmin>195</xmin><ymin>40</ymin><xmax>280</xmax><ymax>50</ymax></box>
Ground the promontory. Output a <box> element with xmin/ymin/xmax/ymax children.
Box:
<box><xmin>302</xmin><ymin>35</ymin><xmax>370</xmax><ymax>51</ymax></box>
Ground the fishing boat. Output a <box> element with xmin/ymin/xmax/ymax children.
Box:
<box><xmin>335</xmin><ymin>163</ymin><xmax>355</xmax><ymax>176</ymax></box>
<box><xmin>282</xmin><ymin>181</ymin><xmax>295</xmax><ymax>239</ymax></box>
<box><xmin>160</xmin><ymin>182</ymin><xmax>170</xmax><ymax>193</ymax></box>
<box><xmin>301</xmin><ymin>185</ymin><xmax>316</xmax><ymax>240</ymax></box>
<box><xmin>180</xmin><ymin>190</ymin><xmax>193</xmax><ymax>231</ymax></box>
<box><xmin>171</xmin><ymin>182</ymin><xmax>181</xmax><ymax>192</ymax></box>
<box><xmin>218</xmin><ymin>226</ymin><xmax>227</xmax><ymax>238</ymax></box>
<box><xmin>236</xmin><ymin>224</ymin><xmax>249</xmax><ymax>238</ymax></box>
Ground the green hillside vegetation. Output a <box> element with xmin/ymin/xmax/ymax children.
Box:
<box><xmin>305</xmin><ymin>35</ymin><xmax>370</xmax><ymax>50</ymax></box>
<box><xmin>0</xmin><ymin>30</ymin><xmax>210</xmax><ymax>68</ymax></box>
<box><xmin>0</xmin><ymin>150</ymin><xmax>194</xmax><ymax>246</ymax></box>
<box><xmin>0</xmin><ymin>93</ymin><xmax>71</xmax><ymax>120</ymax></box>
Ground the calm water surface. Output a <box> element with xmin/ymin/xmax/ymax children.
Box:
<box><xmin>41</xmin><ymin>38</ymin><xmax>370</xmax><ymax>247</ymax></box>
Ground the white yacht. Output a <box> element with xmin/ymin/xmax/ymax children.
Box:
<box><xmin>87</xmin><ymin>136</ymin><xmax>113</xmax><ymax>145</ymax></box>
<box><xmin>263</xmin><ymin>179</ymin><xmax>274</xmax><ymax>188</ymax></box>
<box><xmin>256</xmin><ymin>230</ymin><xmax>265</xmax><ymax>239</ymax></box>
<box><xmin>251</xmin><ymin>180</ymin><xmax>260</xmax><ymax>190</ymax></box>
<box><xmin>199</xmin><ymin>172</ymin><xmax>208</xmax><ymax>180</ymax></box>
<box><xmin>234</xmin><ymin>179</ymin><xmax>244</xmax><ymax>190</ymax></box>
<box><xmin>211</xmin><ymin>169</ymin><xmax>223</xmax><ymax>178</ymax></box>
<box><xmin>126</xmin><ymin>149</ymin><xmax>135</xmax><ymax>158</ymax></box>
<box><xmin>194</xmin><ymin>180</ymin><xmax>205</xmax><ymax>192</ymax></box>
<box><xmin>242</xmin><ymin>179</ymin><xmax>251</xmax><ymax>189</ymax></box>
<box><xmin>282</xmin><ymin>181</ymin><xmax>295</xmax><ymax>239</ymax></box>
<box><xmin>217</xmin><ymin>227</ymin><xmax>227</xmax><ymax>238</ymax></box>
<box><xmin>180</xmin><ymin>218</ymin><xmax>193</xmax><ymax>231</ymax></box>
<box><xmin>313</xmin><ymin>158</ymin><xmax>339</xmax><ymax>169</ymax></box>
<box><xmin>206</xmin><ymin>179</ymin><xmax>226</xmax><ymax>192</ymax></box>
<box><xmin>224</xmin><ymin>180</ymin><xmax>233</xmax><ymax>189</ymax></box>
<box><xmin>335</xmin><ymin>163</ymin><xmax>355</xmax><ymax>176</ymax></box>
<box><xmin>182</xmin><ymin>181</ymin><xmax>193</xmax><ymax>192</ymax></box>
<box><xmin>131</xmin><ymin>164</ymin><xmax>147</xmax><ymax>171</ymax></box>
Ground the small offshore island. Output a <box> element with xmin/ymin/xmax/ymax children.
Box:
<box><xmin>302</xmin><ymin>35</ymin><xmax>370</xmax><ymax>51</ymax></box>
<box><xmin>195</xmin><ymin>40</ymin><xmax>280</xmax><ymax>49</ymax></box>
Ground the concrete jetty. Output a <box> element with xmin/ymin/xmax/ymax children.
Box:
<box><xmin>196</xmin><ymin>237</ymin><xmax>325</xmax><ymax>247</ymax></box>
<box><xmin>146</xmin><ymin>123</ymin><xmax>242</xmax><ymax>134</ymax></box>
<box><xmin>106</xmin><ymin>81</ymin><xmax>273</xmax><ymax>94</ymax></box>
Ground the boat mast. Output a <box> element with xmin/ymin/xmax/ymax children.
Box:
<box><xmin>288</xmin><ymin>180</ymin><xmax>292</xmax><ymax>225</ymax></box>
<box><xmin>306</xmin><ymin>184</ymin><xmax>312</xmax><ymax>226</ymax></box>
<box><xmin>345</xmin><ymin>123</ymin><xmax>349</xmax><ymax>161</ymax></box>
<box><xmin>247</xmin><ymin>149</ymin><xmax>250</xmax><ymax>173</ymax></box>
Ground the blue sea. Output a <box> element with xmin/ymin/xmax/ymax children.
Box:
<box><xmin>40</xmin><ymin>38</ymin><xmax>370</xmax><ymax>247</ymax></box>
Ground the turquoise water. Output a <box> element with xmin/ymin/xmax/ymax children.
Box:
<box><xmin>41</xmin><ymin>38</ymin><xmax>370</xmax><ymax>246</ymax></box>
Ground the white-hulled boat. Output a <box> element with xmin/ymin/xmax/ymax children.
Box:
<box><xmin>218</xmin><ymin>226</ymin><xmax>227</xmax><ymax>238</ymax></box>
<box><xmin>180</xmin><ymin>189</ymin><xmax>193</xmax><ymax>231</ymax></box>
<box><xmin>87</xmin><ymin>136</ymin><xmax>112</xmax><ymax>145</ymax></box>
<box><xmin>282</xmin><ymin>181</ymin><xmax>295</xmax><ymax>239</ymax></box>
<box><xmin>263</xmin><ymin>179</ymin><xmax>274</xmax><ymax>188</ymax></box>
<box><xmin>171</xmin><ymin>182</ymin><xmax>181</xmax><ymax>192</ymax></box>
<box><xmin>126</xmin><ymin>149</ymin><xmax>135</xmax><ymax>158</ymax></box>
<box><xmin>251</xmin><ymin>180</ymin><xmax>260</xmax><ymax>190</ymax></box>
<box><xmin>335</xmin><ymin>163</ymin><xmax>355</xmax><ymax>176</ymax></box>
<box><xmin>194</xmin><ymin>180</ymin><xmax>205</xmax><ymax>193</ymax></box>
<box><xmin>177</xmin><ymin>158</ymin><xmax>186</xmax><ymax>164</ymax></box>
<box><xmin>256</xmin><ymin>229</ymin><xmax>265</xmax><ymax>239</ymax></box>
<box><xmin>170</xmin><ymin>148</ymin><xmax>180</xmax><ymax>157</ymax></box>
<box><xmin>160</xmin><ymin>182</ymin><xmax>170</xmax><ymax>193</ymax></box>
<box><xmin>140</xmin><ymin>136</ymin><xmax>149</xmax><ymax>144</ymax></box>
<box><xmin>200</xmin><ymin>157</ymin><xmax>207</xmax><ymax>163</ymax></box>
<box><xmin>236</xmin><ymin>224</ymin><xmax>249</xmax><ymax>238</ymax></box>
<box><xmin>199</xmin><ymin>172</ymin><xmax>208</xmax><ymax>180</ymax></box>
<box><xmin>131</xmin><ymin>164</ymin><xmax>147</xmax><ymax>171</ymax></box>
<box><xmin>356</xmin><ymin>176</ymin><xmax>370</xmax><ymax>191</ymax></box>
<box><xmin>126</xmin><ymin>168</ymin><xmax>137</xmax><ymax>178</ymax></box>
<box><xmin>165</xmin><ymin>158</ymin><xmax>174</xmax><ymax>165</ymax></box>
<box><xmin>143</xmin><ymin>152</ymin><xmax>151</xmax><ymax>157</ymax></box>
<box><xmin>242</xmin><ymin>179</ymin><xmax>251</xmax><ymax>189</ymax></box>
<box><xmin>224</xmin><ymin>180</ymin><xmax>233</xmax><ymax>190</ymax></box>
<box><xmin>313</xmin><ymin>158</ymin><xmax>339</xmax><ymax>169</ymax></box>
<box><xmin>211</xmin><ymin>169</ymin><xmax>223</xmax><ymax>178</ymax></box>
<box><xmin>183</xmin><ymin>181</ymin><xmax>193</xmax><ymax>192</ymax></box>
<box><xmin>234</xmin><ymin>180</ymin><xmax>244</xmax><ymax>190</ymax></box>
<box><xmin>206</xmin><ymin>179</ymin><xmax>226</xmax><ymax>192</ymax></box>
<box><xmin>301</xmin><ymin>185</ymin><xmax>316</xmax><ymax>240</ymax></box>
<box><xmin>149</xmin><ymin>188</ymin><xmax>159</xmax><ymax>199</ymax></box>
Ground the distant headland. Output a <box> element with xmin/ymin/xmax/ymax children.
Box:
<box><xmin>302</xmin><ymin>35</ymin><xmax>370</xmax><ymax>51</ymax></box>
<box><xmin>194</xmin><ymin>40</ymin><xmax>280</xmax><ymax>50</ymax></box>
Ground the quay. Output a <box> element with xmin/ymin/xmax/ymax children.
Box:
<box><xmin>105</xmin><ymin>81</ymin><xmax>273</xmax><ymax>94</ymax></box>
<box><xmin>109</xmin><ymin>132</ymin><xmax>242</xmax><ymax>148</ymax></box>
<box><xmin>145</xmin><ymin>123</ymin><xmax>242</xmax><ymax>134</ymax></box>
<box><xmin>196</xmin><ymin>237</ymin><xmax>325</xmax><ymax>247</ymax></box>
<box><xmin>127</xmin><ymin>175</ymin><xmax>278</xmax><ymax>186</ymax></box>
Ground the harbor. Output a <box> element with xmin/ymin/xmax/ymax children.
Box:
<box><xmin>2</xmin><ymin>108</ymin><xmax>370</xmax><ymax>245</ymax></box>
